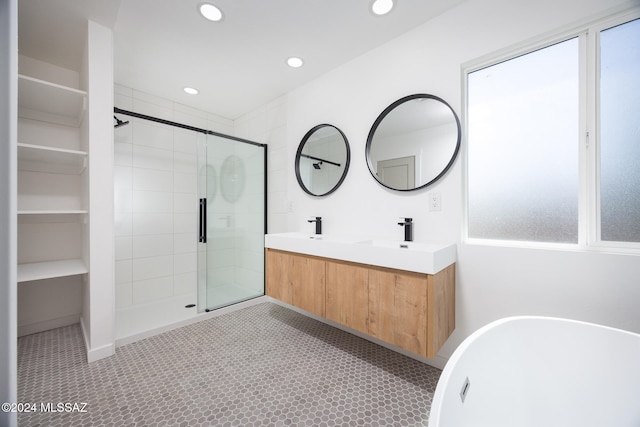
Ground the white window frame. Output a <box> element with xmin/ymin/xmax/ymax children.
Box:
<box><xmin>463</xmin><ymin>6</ymin><xmax>640</xmax><ymax>254</ymax></box>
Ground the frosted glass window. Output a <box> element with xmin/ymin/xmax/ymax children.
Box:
<box><xmin>599</xmin><ymin>18</ymin><xmax>640</xmax><ymax>242</ymax></box>
<box><xmin>467</xmin><ymin>38</ymin><xmax>580</xmax><ymax>243</ymax></box>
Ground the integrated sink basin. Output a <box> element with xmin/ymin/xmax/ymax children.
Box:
<box><xmin>265</xmin><ymin>232</ymin><xmax>456</xmax><ymax>274</ymax></box>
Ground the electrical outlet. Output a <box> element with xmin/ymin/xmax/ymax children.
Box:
<box><xmin>429</xmin><ymin>192</ymin><xmax>441</xmax><ymax>211</ymax></box>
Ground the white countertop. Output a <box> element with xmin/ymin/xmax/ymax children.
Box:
<box><xmin>265</xmin><ymin>232</ymin><xmax>456</xmax><ymax>275</ymax></box>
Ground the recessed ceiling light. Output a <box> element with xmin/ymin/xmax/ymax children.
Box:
<box><xmin>287</xmin><ymin>57</ymin><xmax>304</xmax><ymax>68</ymax></box>
<box><xmin>184</xmin><ymin>87</ymin><xmax>199</xmax><ymax>95</ymax></box>
<box><xmin>371</xmin><ymin>0</ymin><xmax>395</xmax><ymax>15</ymax></box>
<box><xmin>199</xmin><ymin>2</ymin><xmax>224</xmax><ymax>22</ymax></box>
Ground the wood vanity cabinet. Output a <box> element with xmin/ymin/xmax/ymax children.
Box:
<box><xmin>368</xmin><ymin>268</ymin><xmax>428</xmax><ymax>357</ymax></box>
<box><xmin>265</xmin><ymin>248</ymin><xmax>455</xmax><ymax>359</ymax></box>
<box><xmin>368</xmin><ymin>264</ymin><xmax>455</xmax><ymax>358</ymax></box>
<box><xmin>326</xmin><ymin>260</ymin><xmax>369</xmax><ymax>335</ymax></box>
<box><xmin>266</xmin><ymin>249</ymin><xmax>326</xmax><ymax>317</ymax></box>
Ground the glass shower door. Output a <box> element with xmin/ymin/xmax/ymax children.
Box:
<box><xmin>198</xmin><ymin>133</ymin><xmax>266</xmax><ymax>312</ymax></box>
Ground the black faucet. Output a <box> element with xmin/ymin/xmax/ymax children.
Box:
<box><xmin>398</xmin><ymin>217</ymin><xmax>413</xmax><ymax>242</ymax></box>
<box><xmin>308</xmin><ymin>216</ymin><xmax>322</xmax><ymax>235</ymax></box>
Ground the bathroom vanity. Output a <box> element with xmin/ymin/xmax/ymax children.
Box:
<box><xmin>265</xmin><ymin>233</ymin><xmax>456</xmax><ymax>359</ymax></box>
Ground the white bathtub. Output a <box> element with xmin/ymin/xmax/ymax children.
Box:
<box><xmin>429</xmin><ymin>317</ymin><xmax>640</xmax><ymax>427</ymax></box>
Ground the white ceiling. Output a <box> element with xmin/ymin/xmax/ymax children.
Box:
<box><xmin>18</xmin><ymin>0</ymin><xmax>467</xmax><ymax>120</ymax></box>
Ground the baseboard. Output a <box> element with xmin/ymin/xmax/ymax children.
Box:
<box><xmin>266</xmin><ymin>297</ymin><xmax>449</xmax><ymax>370</ymax></box>
<box><xmin>17</xmin><ymin>313</ymin><xmax>80</xmax><ymax>337</ymax></box>
<box><xmin>115</xmin><ymin>295</ymin><xmax>269</xmax><ymax>348</ymax></box>
<box><xmin>86</xmin><ymin>343</ymin><xmax>115</xmax><ymax>363</ymax></box>
<box><xmin>79</xmin><ymin>317</ymin><xmax>115</xmax><ymax>363</ymax></box>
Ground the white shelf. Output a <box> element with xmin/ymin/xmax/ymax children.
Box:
<box><xmin>18</xmin><ymin>210</ymin><xmax>88</xmax><ymax>215</ymax></box>
<box><xmin>17</xmin><ymin>259</ymin><xmax>88</xmax><ymax>283</ymax></box>
<box><xmin>18</xmin><ymin>74</ymin><xmax>87</xmax><ymax>127</ymax></box>
<box><xmin>18</xmin><ymin>143</ymin><xmax>87</xmax><ymax>174</ymax></box>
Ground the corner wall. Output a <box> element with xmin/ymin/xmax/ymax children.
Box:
<box><xmin>0</xmin><ymin>0</ymin><xmax>18</xmax><ymax>424</ymax></box>
<box><xmin>236</xmin><ymin>0</ymin><xmax>640</xmax><ymax>363</ymax></box>
<box><xmin>84</xmin><ymin>20</ymin><xmax>115</xmax><ymax>362</ymax></box>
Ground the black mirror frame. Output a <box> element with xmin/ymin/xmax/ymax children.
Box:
<box><xmin>295</xmin><ymin>124</ymin><xmax>351</xmax><ymax>197</ymax></box>
<box><xmin>365</xmin><ymin>93</ymin><xmax>461</xmax><ymax>192</ymax></box>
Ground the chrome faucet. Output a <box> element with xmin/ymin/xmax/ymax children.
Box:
<box><xmin>308</xmin><ymin>216</ymin><xmax>322</xmax><ymax>235</ymax></box>
<box><xmin>398</xmin><ymin>217</ymin><xmax>413</xmax><ymax>242</ymax></box>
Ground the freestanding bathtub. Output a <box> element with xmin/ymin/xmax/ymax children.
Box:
<box><xmin>429</xmin><ymin>316</ymin><xmax>640</xmax><ymax>427</ymax></box>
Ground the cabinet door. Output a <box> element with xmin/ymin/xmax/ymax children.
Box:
<box><xmin>427</xmin><ymin>263</ymin><xmax>456</xmax><ymax>358</ymax></box>
<box><xmin>265</xmin><ymin>249</ymin><xmax>293</xmax><ymax>305</ymax></box>
<box><xmin>265</xmin><ymin>249</ymin><xmax>326</xmax><ymax>317</ymax></box>
<box><xmin>369</xmin><ymin>268</ymin><xmax>428</xmax><ymax>357</ymax></box>
<box><xmin>291</xmin><ymin>253</ymin><xmax>325</xmax><ymax>317</ymax></box>
<box><xmin>326</xmin><ymin>260</ymin><xmax>369</xmax><ymax>334</ymax></box>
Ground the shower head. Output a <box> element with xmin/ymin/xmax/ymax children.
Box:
<box><xmin>114</xmin><ymin>115</ymin><xmax>130</xmax><ymax>128</ymax></box>
<box><xmin>313</xmin><ymin>162</ymin><xmax>322</xmax><ymax>170</ymax></box>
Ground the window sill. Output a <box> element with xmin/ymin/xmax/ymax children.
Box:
<box><xmin>464</xmin><ymin>237</ymin><xmax>640</xmax><ymax>256</ymax></box>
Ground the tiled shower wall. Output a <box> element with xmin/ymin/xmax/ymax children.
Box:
<box><xmin>113</xmin><ymin>85</ymin><xmax>234</xmax><ymax>340</ymax></box>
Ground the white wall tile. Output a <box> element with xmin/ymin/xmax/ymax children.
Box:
<box><xmin>114</xmin><ymin>84</ymin><xmax>133</xmax><ymax>97</ymax></box>
<box><xmin>132</xmin><ymin>276</ymin><xmax>173</xmax><ymax>304</ymax></box>
<box><xmin>114</xmin><ymin>188</ymin><xmax>133</xmax><ymax>213</ymax></box>
<box><xmin>132</xmin><ymin>213</ymin><xmax>173</xmax><ymax>235</ymax></box>
<box><xmin>174</xmin><ymin>172</ymin><xmax>197</xmax><ymax>194</ymax></box>
<box><xmin>132</xmin><ymin>145</ymin><xmax>173</xmax><ymax>171</ymax></box>
<box><xmin>174</xmin><ymin>252</ymin><xmax>197</xmax><ymax>275</ymax></box>
<box><xmin>114</xmin><ymin>93</ymin><xmax>133</xmax><ymax>111</ymax></box>
<box><xmin>174</xmin><ymin>233</ymin><xmax>197</xmax><ymax>254</ymax></box>
<box><xmin>173</xmin><ymin>271</ymin><xmax>197</xmax><ymax>295</ymax></box>
<box><xmin>114</xmin><ymin>212</ymin><xmax>133</xmax><ymax>236</ymax></box>
<box><xmin>114</xmin><ymin>142</ymin><xmax>133</xmax><ymax>166</ymax></box>
<box><xmin>115</xmin><ymin>260</ymin><xmax>132</xmax><ymax>285</ymax></box>
<box><xmin>174</xmin><ymin>109</ymin><xmax>207</xmax><ymax>132</ymax></box>
<box><xmin>132</xmin><ymin>255</ymin><xmax>173</xmax><ymax>282</ymax></box>
<box><xmin>174</xmin><ymin>192</ymin><xmax>197</xmax><ymax>213</ymax></box>
<box><xmin>132</xmin><ymin>90</ymin><xmax>173</xmax><ymax>121</ymax></box>
<box><xmin>114</xmin><ymin>165</ymin><xmax>133</xmax><ymax>189</ymax></box>
<box><xmin>115</xmin><ymin>282</ymin><xmax>133</xmax><ymax>308</ymax></box>
<box><xmin>133</xmin><ymin>90</ymin><xmax>173</xmax><ymax>109</ymax></box>
<box><xmin>115</xmin><ymin>236</ymin><xmax>132</xmax><ymax>261</ymax></box>
<box><xmin>114</xmin><ymin>118</ymin><xmax>133</xmax><ymax>144</ymax></box>
<box><xmin>133</xmin><ymin>168</ymin><xmax>173</xmax><ymax>192</ymax></box>
<box><xmin>174</xmin><ymin>213</ymin><xmax>196</xmax><ymax>234</ymax></box>
<box><xmin>132</xmin><ymin>234</ymin><xmax>173</xmax><ymax>259</ymax></box>
<box><xmin>133</xmin><ymin>121</ymin><xmax>173</xmax><ymax>151</ymax></box>
<box><xmin>174</xmin><ymin>152</ymin><xmax>196</xmax><ymax>174</ymax></box>
<box><xmin>132</xmin><ymin>190</ymin><xmax>173</xmax><ymax>213</ymax></box>
<box><xmin>207</xmin><ymin>248</ymin><xmax>235</xmax><ymax>269</ymax></box>
<box><xmin>174</xmin><ymin>129</ymin><xmax>198</xmax><ymax>154</ymax></box>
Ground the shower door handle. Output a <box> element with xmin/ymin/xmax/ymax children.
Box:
<box><xmin>199</xmin><ymin>198</ymin><xmax>207</xmax><ymax>243</ymax></box>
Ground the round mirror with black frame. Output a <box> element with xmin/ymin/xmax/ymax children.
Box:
<box><xmin>366</xmin><ymin>94</ymin><xmax>461</xmax><ymax>191</ymax></box>
<box><xmin>295</xmin><ymin>124</ymin><xmax>351</xmax><ymax>197</ymax></box>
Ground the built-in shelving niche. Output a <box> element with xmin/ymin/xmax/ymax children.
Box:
<box><xmin>18</xmin><ymin>74</ymin><xmax>87</xmax><ymax>127</ymax></box>
<box><xmin>17</xmin><ymin>71</ymin><xmax>88</xmax><ymax>337</ymax></box>
<box><xmin>17</xmin><ymin>143</ymin><xmax>87</xmax><ymax>175</ymax></box>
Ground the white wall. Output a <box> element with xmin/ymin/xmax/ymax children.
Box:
<box><xmin>0</xmin><ymin>0</ymin><xmax>17</xmax><ymax>424</ymax></box>
<box><xmin>236</xmin><ymin>0</ymin><xmax>640</xmax><ymax>361</ymax></box>
<box><xmin>83</xmin><ymin>20</ymin><xmax>116</xmax><ymax>362</ymax></box>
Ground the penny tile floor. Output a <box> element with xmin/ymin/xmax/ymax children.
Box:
<box><xmin>18</xmin><ymin>302</ymin><xmax>441</xmax><ymax>426</ymax></box>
